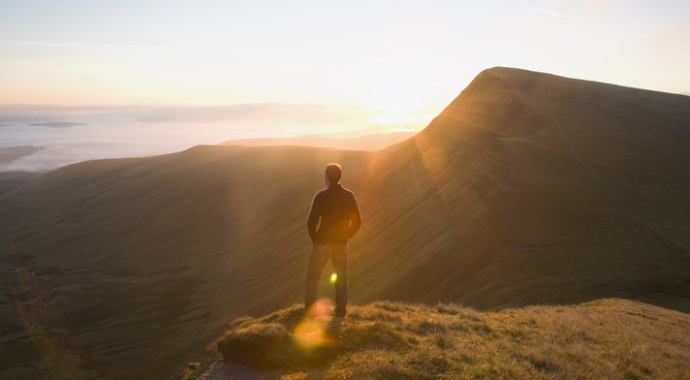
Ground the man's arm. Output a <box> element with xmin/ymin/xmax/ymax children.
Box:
<box><xmin>346</xmin><ymin>194</ymin><xmax>361</xmax><ymax>239</ymax></box>
<box><xmin>306</xmin><ymin>194</ymin><xmax>320</xmax><ymax>243</ymax></box>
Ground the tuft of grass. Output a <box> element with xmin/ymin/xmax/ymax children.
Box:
<box><xmin>175</xmin><ymin>344</ymin><xmax>221</xmax><ymax>380</ymax></box>
<box><xmin>217</xmin><ymin>322</ymin><xmax>297</xmax><ymax>369</ymax></box>
<box><xmin>204</xmin><ymin>299</ymin><xmax>690</xmax><ymax>379</ymax></box>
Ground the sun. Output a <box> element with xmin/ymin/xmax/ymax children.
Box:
<box><xmin>360</xmin><ymin>80</ymin><xmax>427</xmax><ymax>113</ymax></box>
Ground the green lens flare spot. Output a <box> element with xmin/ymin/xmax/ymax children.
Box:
<box><xmin>330</xmin><ymin>273</ymin><xmax>337</xmax><ymax>283</ymax></box>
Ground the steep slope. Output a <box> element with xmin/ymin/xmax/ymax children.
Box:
<box><xmin>413</xmin><ymin>68</ymin><xmax>690</xmax><ymax>307</ymax></box>
<box><xmin>1</xmin><ymin>67</ymin><xmax>690</xmax><ymax>379</ymax></box>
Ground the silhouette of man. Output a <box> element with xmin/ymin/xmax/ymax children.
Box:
<box><xmin>302</xmin><ymin>163</ymin><xmax>361</xmax><ymax>318</ymax></box>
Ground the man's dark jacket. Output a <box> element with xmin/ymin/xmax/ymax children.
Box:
<box><xmin>307</xmin><ymin>184</ymin><xmax>361</xmax><ymax>245</ymax></box>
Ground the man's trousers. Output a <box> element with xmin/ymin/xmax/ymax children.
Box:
<box><xmin>305</xmin><ymin>243</ymin><xmax>348</xmax><ymax>317</ymax></box>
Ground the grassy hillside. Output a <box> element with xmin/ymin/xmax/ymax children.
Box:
<box><xmin>190</xmin><ymin>299</ymin><xmax>690</xmax><ymax>379</ymax></box>
<box><xmin>1</xmin><ymin>67</ymin><xmax>689</xmax><ymax>379</ymax></box>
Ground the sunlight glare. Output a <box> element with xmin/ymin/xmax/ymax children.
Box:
<box><xmin>292</xmin><ymin>298</ymin><xmax>336</xmax><ymax>351</ymax></box>
<box><xmin>370</xmin><ymin>112</ymin><xmax>433</xmax><ymax>125</ymax></box>
<box><xmin>422</xmin><ymin>147</ymin><xmax>448</xmax><ymax>172</ymax></box>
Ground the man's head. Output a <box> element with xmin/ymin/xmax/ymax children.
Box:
<box><xmin>325</xmin><ymin>163</ymin><xmax>342</xmax><ymax>184</ymax></box>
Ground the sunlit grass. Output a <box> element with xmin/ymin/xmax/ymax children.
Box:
<box><xmin>199</xmin><ymin>299</ymin><xmax>690</xmax><ymax>379</ymax></box>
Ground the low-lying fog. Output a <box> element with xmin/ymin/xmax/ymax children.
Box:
<box><xmin>0</xmin><ymin>104</ymin><xmax>433</xmax><ymax>172</ymax></box>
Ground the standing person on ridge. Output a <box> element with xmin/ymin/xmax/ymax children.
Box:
<box><xmin>301</xmin><ymin>163</ymin><xmax>361</xmax><ymax>319</ymax></box>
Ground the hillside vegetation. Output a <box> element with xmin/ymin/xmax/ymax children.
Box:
<box><xmin>1</xmin><ymin>67</ymin><xmax>690</xmax><ymax>379</ymax></box>
<box><xmin>191</xmin><ymin>299</ymin><xmax>690</xmax><ymax>379</ymax></box>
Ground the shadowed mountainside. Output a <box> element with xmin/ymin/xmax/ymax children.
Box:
<box><xmin>1</xmin><ymin>67</ymin><xmax>690</xmax><ymax>379</ymax></box>
<box><xmin>0</xmin><ymin>171</ymin><xmax>42</xmax><ymax>196</ymax></box>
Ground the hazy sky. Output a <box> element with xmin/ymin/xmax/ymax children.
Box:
<box><xmin>1</xmin><ymin>0</ymin><xmax>689</xmax><ymax>110</ymax></box>
<box><xmin>1</xmin><ymin>1</ymin><xmax>689</xmax><ymax>172</ymax></box>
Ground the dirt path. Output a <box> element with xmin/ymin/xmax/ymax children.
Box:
<box><xmin>197</xmin><ymin>362</ymin><xmax>269</xmax><ymax>380</ymax></box>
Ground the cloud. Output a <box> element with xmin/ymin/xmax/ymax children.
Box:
<box><xmin>0</xmin><ymin>104</ymin><xmax>151</xmax><ymax>123</ymax></box>
<box><xmin>521</xmin><ymin>5</ymin><xmax>589</xmax><ymax>23</ymax></box>
<box><xmin>0</xmin><ymin>103</ymin><xmax>377</xmax><ymax>126</ymax></box>
<box><xmin>0</xmin><ymin>145</ymin><xmax>45</xmax><ymax>165</ymax></box>
<box><xmin>661</xmin><ymin>40</ymin><xmax>690</xmax><ymax>51</ymax></box>
<box><xmin>29</xmin><ymin>122</ymin><xmax>87</xmax><ymax>128</ymax></box>
<box><xmin>133</xmin><ymin>103</ymin><xmax>378</xmax><ymax>126</ymax></box>
<box><xmin>0</xmin><ymin>103</ymin><xmax>425</xmax><ymax>135</ymax></box>
<box><xmin>0</xmin><ymin>102</ymin><xmax>436</xmax><ymax>172</ymax></box>
<box><xmin>0</xmin><ymin>39</ymin><xmax>265</xmax><ymax>54</ymax></box>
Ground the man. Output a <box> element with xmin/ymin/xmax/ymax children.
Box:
<box><xmin>302</xmin><ymin>163</ymin><xmax>361</xmax><ymax>319</ymax></box>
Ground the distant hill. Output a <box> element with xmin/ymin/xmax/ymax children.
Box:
<box><xmin>219</xmin><ymin>130</ymin><xmax>417</xmax><ymax>151</ymax></box>
<box><xmin>1</xmin><ymin>67</ymin><xmax>690</xmax><ymax>379</ymax></box>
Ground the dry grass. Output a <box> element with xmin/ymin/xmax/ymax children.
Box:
<box><xmin>174</xmin><ymin>344</ymin><xmax>221</xmax><ymax>380</ymax></box>
<box><xmin>209</xmin><ymin>299</ymin><xmax>690</xmax><ymax>379</ymax></box>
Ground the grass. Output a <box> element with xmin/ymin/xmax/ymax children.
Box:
<box><xmin>190</xmin><ymin>298</ymin><xmax>690</xmax><ymax>379</ymax></box>
<box><xmin>174</xmin><ymin>345</ymin><xmax>221</xmax><ymax>380</ymax></box>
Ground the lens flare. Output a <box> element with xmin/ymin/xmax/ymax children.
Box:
<box><xmin>422</xmin><ymin>147</ymin><xmax>448</xmax><ymax>172</ymax></box>
<box><xmin>330</xmin><ymin>273</ymin><xmax>338</xmax><ymax>284</ymax></box>
<box><xmin>292</xmin><ymin>298</ymin><xmax>336</xmax><ymax>351</ymax></box>
<box><xmin>293</xmin><ymin>318</ymin><xmax>327</xmax><ymax>350</ymax></box>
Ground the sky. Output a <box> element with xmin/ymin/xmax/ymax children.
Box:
<box><xmin>1</xmin><ymin>0</ymin><xmax>689</xmax><ymax>171</ymax></box>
